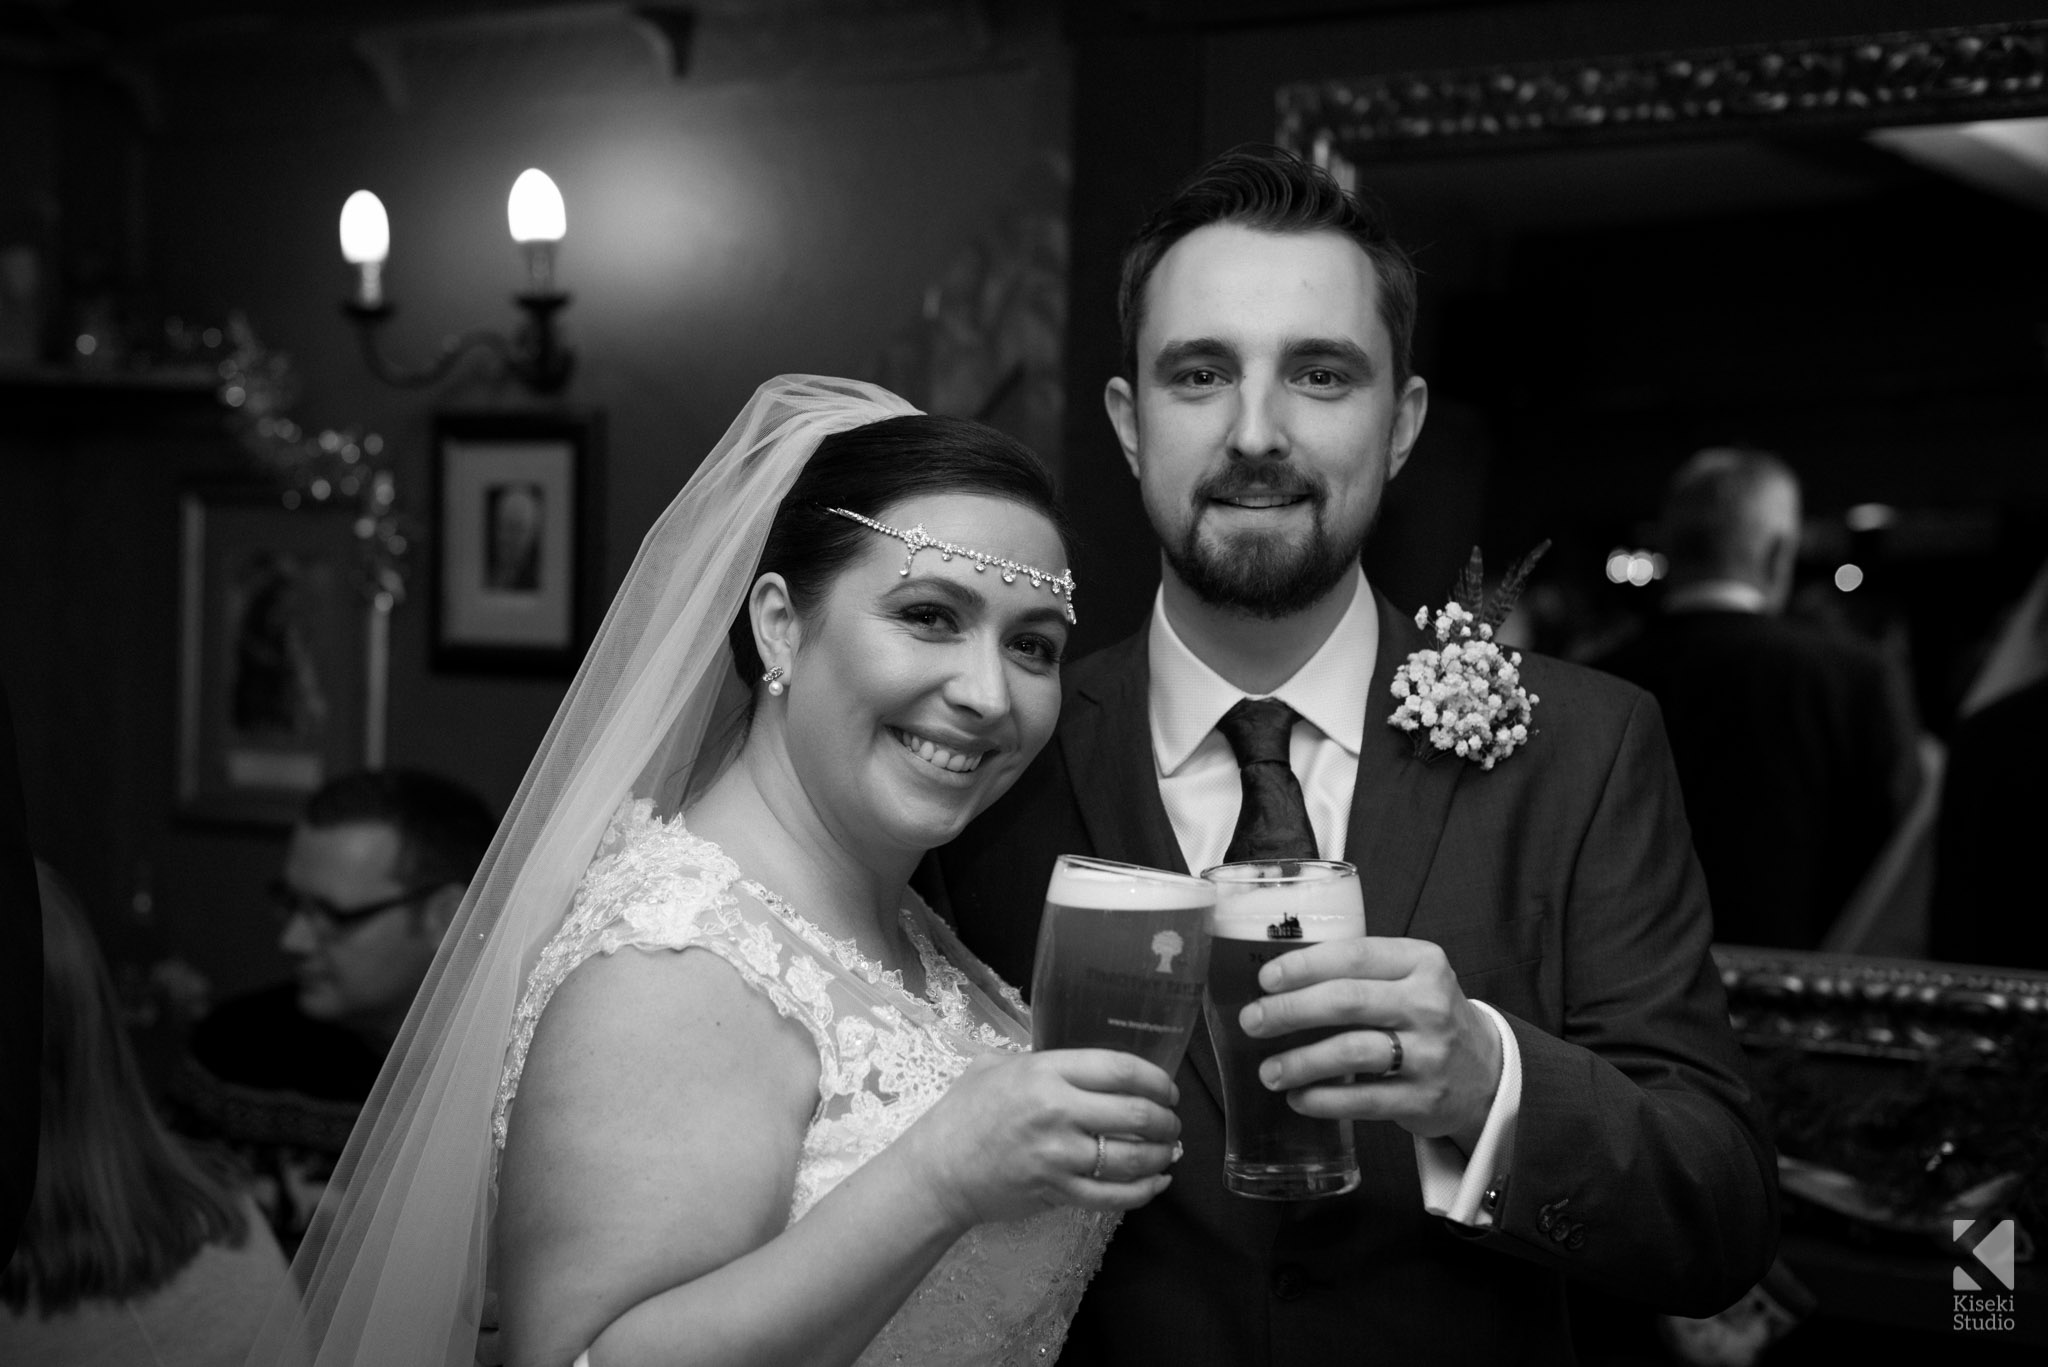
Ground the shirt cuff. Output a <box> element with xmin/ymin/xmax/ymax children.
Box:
<box><xmin>1414</xmin><ymin>999</ymin><xmax>1521</xmax><ymax>1228</ymax></box>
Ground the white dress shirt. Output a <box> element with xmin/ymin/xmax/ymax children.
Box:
<box><xmin>1146</xmin><ymin>568</ymin><xmax>1521</xmax><ymax>1227</ymax></box>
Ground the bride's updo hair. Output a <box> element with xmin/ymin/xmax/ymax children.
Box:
<box><xmin>728</xmin><ymin>414</ymin><xmax>1073</xmax><ymax>684</ymax></box>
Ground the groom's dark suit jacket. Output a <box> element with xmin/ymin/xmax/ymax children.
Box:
<box><xmin>929</xmin><ymin>592</ymin><xmax>1779</xmax><ymax>1366</ymax></box>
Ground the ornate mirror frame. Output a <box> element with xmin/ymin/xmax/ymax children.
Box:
<box><xmin>1277</xmin><ymin>18</ymin><xmax>2048</xmax><ymax>167</ymax></box>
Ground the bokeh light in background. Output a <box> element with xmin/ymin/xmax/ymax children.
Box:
<box><xmin>1606</xmin><ymin>547</ymin><xmax>1667</xmax><ymax>587</ymax></box>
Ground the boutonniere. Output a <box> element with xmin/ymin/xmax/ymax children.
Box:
<box><xmin>1389</xmin><ymin>541</ymin><xmax>1551</xmax><ymax>770</ymax></box>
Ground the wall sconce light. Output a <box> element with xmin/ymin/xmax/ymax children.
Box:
<box><xmin>339</xmin><ymin>169</ymin><xmax>574</xmax><ymax>395</ymax></box>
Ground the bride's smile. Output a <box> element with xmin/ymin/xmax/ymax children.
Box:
<box><xmin>887</xmin><ymin>725</ymin><xmax>989</xmax><ymax>774</ymax></box>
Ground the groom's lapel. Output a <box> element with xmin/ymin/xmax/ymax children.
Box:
<box><xmin>1062</xmin><ymin>635</ymin><xmax>1226</xmax><ymax>1109</ymax></box>
<box><xmin>1064</xmin><ymin>635</ymin><xmax>1187</xmax><ymax>876</ymax></box>
<box><xmin>1346</xmin><ymin>591</ymin><xmax>1464</xmax><ymax>942</ymax></box>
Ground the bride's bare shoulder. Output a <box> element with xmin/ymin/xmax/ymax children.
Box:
<box><xmin>513</xmin><ymin>802</ymin><xmax>818</xmax><ymax>1115</ymax></box>
<box><xmin>496</xmin><ymin>881</ymin><xmax>821</xmax><ymax>1364</ymax></box>
<box><xmin>523</xmin><ymin>936</ymin><xmax>816</xmax><ymax>1112</ymax></box>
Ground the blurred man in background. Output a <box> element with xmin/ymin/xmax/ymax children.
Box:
<box><xmin>168</xmin><ymin>769</ymin><xmax>495</xmax><ymax>1255</ymax></box>
<box><xmin>1598</xmin><ymin>448</ymin><xmax>1915</xmax><ymax>949</ymax></box>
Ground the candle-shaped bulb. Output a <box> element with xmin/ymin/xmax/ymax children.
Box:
<box><xmin>339</xmin><ymin>190</ymin><xmax>390</xmax><ymax>264</ymax></box>
<box><xmin>339</xmin><ymin>190</ymin><xmax>390</xmax><ymax>308</ymax></box>
<box><xmin>507</xmin><ymin>169</ymin><xmax>566</xmax><ymax>244</ymax></box>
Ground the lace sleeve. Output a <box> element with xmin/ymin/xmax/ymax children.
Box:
<box><xmin>493</xmin><ymin>800</ymin><xmax>752</xmax><ymax>1150</ymax></box>
<box><xmin>909</xmin><ymin>890</ymin><xmax>1030</xmax><ymax>1027</ymax></box>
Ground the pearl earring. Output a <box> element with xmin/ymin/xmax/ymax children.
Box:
<box><xmin>762</xmin><ymin>665</ymin><xmax>786</xmax><ymax>696</ymax></box>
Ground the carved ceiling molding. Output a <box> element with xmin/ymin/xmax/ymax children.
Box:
<box><xmin>1278</xmin><ymin>19</ymin><xmax>2048</xmax><ymax>163</ymax></box>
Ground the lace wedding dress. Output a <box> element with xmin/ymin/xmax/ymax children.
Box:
<box><xmin>495</xmin><ymin>800</ymin><xmax>1117</xmax><ymax>1366</ymax></box>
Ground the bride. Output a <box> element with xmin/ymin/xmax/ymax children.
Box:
<box><xmin>247</xmin><ymin>376</ymin><xmax>1178</xmax><ymax>1367</ymax></box>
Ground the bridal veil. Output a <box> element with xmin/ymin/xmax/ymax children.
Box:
<box><xmin>245</xmin><ymin>376</ymin><xmax>921</xmax><ymax>1367</ymax></box>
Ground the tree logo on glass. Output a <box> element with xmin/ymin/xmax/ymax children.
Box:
<box><xmin>1151</xmin><ymin>931</ymin><xmax>1185</xmax><ymax>974</ymax></box>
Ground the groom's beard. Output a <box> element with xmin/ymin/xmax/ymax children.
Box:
<box><xmin>1162</xmin><ymin>464</ymin><xmax>1372</xmax><ymax>619</ymax></box>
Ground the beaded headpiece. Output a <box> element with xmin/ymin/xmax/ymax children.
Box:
<box><xmin>825</xmin><ymin>506</ymin><xmax>1077</xmax><ymax>624</ymax></box>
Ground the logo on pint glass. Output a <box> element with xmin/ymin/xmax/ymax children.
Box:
<box><xmin>1267</xmin><ymin>914</ymin><xmax>1303</xmax><ymax>940</ymax></box>
<box><xmin>1151</xmin><ymin>931</ymin><xmax>1185</xmax><ymax>974</ymax></box>
<box><xmin>1954</xmin><ymin>1219</ymin><xmax>2016</xmax><ymax>1292</ymax></box>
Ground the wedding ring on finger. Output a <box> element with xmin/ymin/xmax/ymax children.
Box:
<box><xmin>1376</xmin><ymin>1029</ymin><xmax>1404</xmax><ymax>1080</ymax></box>
<box><xmin>1091</xmin><ymin>1133</ymin><xmax>1108</xmax><ymax>1181</ymax></box>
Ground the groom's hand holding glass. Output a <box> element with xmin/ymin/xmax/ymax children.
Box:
<box><xmin>1240</xmin><ymin>937</ymin><xmax>1505</xmax><ymax>1153</ymax></box>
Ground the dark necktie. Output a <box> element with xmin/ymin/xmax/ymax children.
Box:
<box><xmin>1216</xmin><ymin>697</ymin><xmax>1319</xmax><ymax>863</ymax></box>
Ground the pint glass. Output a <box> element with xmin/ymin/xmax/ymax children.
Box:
<box><xmin>1029</xmin><ymin>855</ymin><xmax>1215</xmax><ymax>1072</ymax></box>
<box><xmin>1203</xmin><ymin>859</ymin><xmax>1366</xmax><ymax>1200</ymax></box>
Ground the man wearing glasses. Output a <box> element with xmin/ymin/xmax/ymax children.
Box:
<box><xmin>169</xmin><ymin>769</ymin><xmax>496</xmax><ymax>1255</ymax></box>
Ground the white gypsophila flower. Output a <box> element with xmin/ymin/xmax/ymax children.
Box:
<box><xmin>1388</xmin><ymin>590</ymin><xmax>1539</xmax><ymax>770</ymax></box>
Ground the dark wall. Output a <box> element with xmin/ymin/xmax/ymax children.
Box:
<box><xmin>3</xmin><ymin>400</ymin><xmax>281</xmax><ymax>994</ymax></box>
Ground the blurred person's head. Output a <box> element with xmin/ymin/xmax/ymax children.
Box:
<box><xmin>493</xmin><ymin>485</ymin><xmax>541</xmax><ymax>549</ymax></box>
<box><xmin>2</xmin><ymin>863</ymin><xmax>252</xmax><ymax>1315</ymax></box>
<box><xmin>274</xmin><ymin>770</ymin><xmax>496</xmax><ymax>1048</ymax></box>
<box><xmin>1661</xmin><ymin>447</ymin><xmax>1802</xmax><ymax>613</ymax></box>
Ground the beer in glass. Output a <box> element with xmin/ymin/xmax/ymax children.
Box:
<box><xmin>1030</xmin><ymin>855</ymin><xmax>1215</xmax><ymax>1072</ymax></box>
<box><xmin>1203</xmin><ymin>859</ymin><xmax>1365</xmax><ymax>1199</ymax></box>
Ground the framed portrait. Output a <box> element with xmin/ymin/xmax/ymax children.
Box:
<box><xmin>432</xmin><ymin>410</ymin><xmax>603</xmax><ymax>673</ymax></box>
<box><xmin>178</xmin><ymin>486</ymin><xmax>388</xmax><ymax>824</ymax></box>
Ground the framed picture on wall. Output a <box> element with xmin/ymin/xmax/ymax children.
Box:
<box><xmin>432</xmin><ymin>410</ymin><xmax>604</xmax><ymax>674</ymax></box>
<box><xmin>177</xmin><ymin>485</ymin><xmax>388</xmax><ymax>825</ymax></box>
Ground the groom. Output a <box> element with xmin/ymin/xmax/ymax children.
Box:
<box><xmin>929</xmin><ymin>146</ymin><xmax>1778</xmax><ymax>1364</ymax></box>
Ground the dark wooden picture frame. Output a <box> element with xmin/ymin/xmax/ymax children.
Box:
<box><xmin>431</xmin><ymin>410</ymin><xmax>604</xmax><ymax>674</ymax></box>
<box><xmin>177</xmin><ymin>484</ymin><xmax>385</xmax><ymax>825</ymax></box>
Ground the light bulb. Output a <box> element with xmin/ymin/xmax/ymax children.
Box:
<box><xmin>507</xmin><ymin>169</ymin><xmax>566</xmax><ymax>244</ymax></box>
<box><xmin>338</xmin><ymin>190</ymin><xmax>390</xmax><ymax>265</ymax></box>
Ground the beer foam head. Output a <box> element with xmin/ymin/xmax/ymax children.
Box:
<box><xmin>1208</xmin><ymin>868</ymin><xmax>1364</xmax><ymax>941</ymax></box>
<box><xmin>1047</xmin><ymin>857</ymin><xmax>1214</xmax><ymax>911</ymax></box>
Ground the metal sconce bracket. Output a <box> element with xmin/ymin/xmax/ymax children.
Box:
<box><xmin>341</xmin><ymin>290</ymin><xmax>575</xmax><ymax>395</ymax></box>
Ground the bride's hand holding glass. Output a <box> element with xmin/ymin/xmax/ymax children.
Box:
<box><xmin>896</xmin><ymin>1048</ymin><xmax>1181</xmax><ymax>1229</ymax></box>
